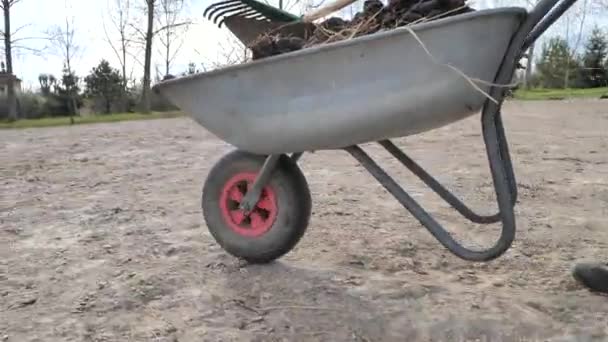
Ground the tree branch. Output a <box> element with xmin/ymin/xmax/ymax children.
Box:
<box><xmin>102</xmin><ymin>14</ymin><xmax>125</xmax><ymax>71</ymax></box>
<box><xmin>153</xmin><ymin>21</ymin><xmax>190</xmax><ymax>36</ymax></box>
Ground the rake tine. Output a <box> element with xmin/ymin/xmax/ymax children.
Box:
<box><xmin>239</xmin><ymin>9</ymin><xmax>262</xmax><ymax>18</ymax></box>
<box><xmin>212</xmin><ymin>5</ymin><xmax>250</xmax><ymax>24</ymax></box>
<box><xmin>208</xmin><ymin>3</ymin><xmax>248</xmax><ymax>22</ymax></box>
<box><xmin>218</xmin><ymin>10</ymin><xmax>263</xmax><ymax>27</ymax></box>
<box><xmin>244</xmin><ymin>13</ymin><xmax>266</xmax><ymax>20</ymax></box>
<box><xmin>209</xmin><ymin>4</ymin><xmax>249</xmax><ymax>23</ymax></box>
<box><xmin>220</xmin><ymin>9</ymin><xmax>261</xmax><ymax>25</ymax></box>
<box><xmin>218</xmin><ymin>10</ymin><xmax>267</xmax><ymax>28</ymax></box>
<box><xmin>203</xmin><ymin>0</ymin><xmax>239</xmax><ymax>18</ymax></box>
<box><xmin>243</xmin><ymin>10</ymin><xmax>266</xmax><ymax>19</ymax></box>
<box><xmin>218</xmin><ymin>17</ymin><xmax>232</xmax><ymax>27</ymax></box>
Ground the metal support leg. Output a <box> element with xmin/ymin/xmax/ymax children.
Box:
<box><xmin>495</xmin><ymin>112</ymin><xmax>518</xmax><ymax>203</ymax></box>
<box><xmin>345</xmin><ymin>104</ymin><xmax>516</xmax><ymax>261</ymax></box>
<box><xmin>240</xmin><ymin>152</ymin><xmax>303</xmax><ymax>212</ymax></box>
<box><xmin>379</xmin><ymin>140</ymin><xmax>503</xmax><ymax>224</ymax></box>
<box><xmin>240</xmin><ymin>154</ymin><xmax>281</xmax><ymax>212</ymax></box>
<box><xmin>375</xmin><ymin>110</ymin><xmax>518</xmax><ymax>225</ymax></box>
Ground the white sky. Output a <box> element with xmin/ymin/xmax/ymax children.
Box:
<box><xmin>6</xmin><ymin>0</ymin><xmax>605</xmax><ymax>90</ymax></box>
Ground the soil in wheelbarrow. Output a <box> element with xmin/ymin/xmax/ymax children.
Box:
<box><xmin>250</xmin><ymin>0</ymin><xmax>473</xmax><ymax>60</ymax></box>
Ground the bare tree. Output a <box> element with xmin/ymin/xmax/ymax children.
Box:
<box><xmin>0</xmin><ymin>0</ymin><xmax>23</xmax><ymax>121</ymax></box>
<box><xmin>562</xmin><ymin>0</ymin><xmax>589</xmax><ymax>88</ymax></box>
<box><xmin>138</xmin><ymin>0</ymin><xmax>155</xmax><ymax>113</ymax></box>
<box><xmin>156</xmin><ymin>0</ymin><xmax>191</xmax><ymax>77</ymax></box>
<box><xmin>103</xmin><ymin>0</ymin><xmax>136</xmax><ymax>91</ymax></box>
<box><xmin>195</xmin><ymin>33</ymin><xmax>250</xmax><ymax>71</ymax></box>
<box><xmin>47</xmin><ymin>15</ymin><xmax>81</xmax><ymax>123</ymax></box>
<box><xmin>592</xmin><ymin>0</ymin><xmax>608</xmax><ymax>10</ymax></box>
<box><xmin>131</xmin><ymin>0</ymin><xmax>191</xmax><ymax>113</ymax></box>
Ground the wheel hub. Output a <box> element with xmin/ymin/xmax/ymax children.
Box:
<box><xmin>219</xmin><ymin>172</ymin><xmax>278</xmax><ymax>237</ymax></box>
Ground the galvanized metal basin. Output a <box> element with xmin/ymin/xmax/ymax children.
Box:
<box><xmin>154</xmin><ymin>7</ymin><xmax>527</xmax><ymax>154</ymax></box>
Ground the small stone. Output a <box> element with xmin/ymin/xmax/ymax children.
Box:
<box><xmin>127</xmin><ymin>272</ymin><xmax>136</xmax><ymax>278</ymax></box>
<box><xmin>3</xmin><ymin>334</ymin><xmax>8</xmax><ymax>341</ymax></box>
<box><xmin>401</xmin><ymin>284</ymin><xmax>428</xmax><ymax>299</ymax></box>
<box><xmin>11</xmin><ymin>296</ymin><xmax>37</xmax><ymax>309</ymax></box>
<box><xmin>492</xmin><ymin>281</ymin><xmax>504</xmax><ymax>287</ymax></box>
<box><xmin>349</xmin><ymin>260</ymin><xmax>365</xmax><ymax>267</ymax></box>
<box><xmin>103</xmin><ymin>244</ymin><xmax>113</xmax><ymax>250</ymax></box>
<box><xmin>250</xmin><ymin>316</ymin><xmax>265</xmax><ymax>324</ymax></box>
<box><xmin>165</xmin><ymin>247</ymin><xmax>178</xmax><ymax>256</ymax></box>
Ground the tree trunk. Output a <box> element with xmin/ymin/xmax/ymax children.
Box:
<box><xmin>141</xmin><ymin>0</ymin><xmax>154</xmax><ymax>114</ymax></box>
<box><xmin>524</xmin><ymin>43</ymin><xmax>534</xmax><ymax>89</ymax></box>
<box><xmin>105</xmin><ymin>96</ymin><xmax>111</xmax><ymax>114</ymax></box>
<box><xmin>165</xmin><ymin>33</ymin><xmax>170</xmax><ymax>77</ymax></box>
<box><xmin>3</xmin><ymin>3</ymin><xmax>17</xmax><ymax>121</ymax></box>
<box><xmin>122</xmin><ymin>40</ymin><xmax>127</xmax><ymax>91</ymax></box>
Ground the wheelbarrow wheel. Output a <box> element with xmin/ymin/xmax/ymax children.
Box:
<box><xmin>202</xmin><ymin>150</ymin><xmax>312</xmax><ymax>263</ymax></box>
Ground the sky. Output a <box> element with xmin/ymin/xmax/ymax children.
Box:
<box><xmin>5</xmin><ymin>0</ymin><xmax>606</xmax><ymax>90</ymax></box>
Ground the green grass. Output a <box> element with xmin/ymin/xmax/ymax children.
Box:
<box><xmin>513</xmin><ymin>87</ymin><xmax>608</xmax><ymax>101</ymax></box>
<box><xmin>0</xmin><ymin>111</ymin><xmax>184</xmax><ymax>129</ymax></box>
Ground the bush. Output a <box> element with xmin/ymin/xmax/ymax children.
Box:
<box><xmin>0</xmin><ymin>92</ymin><xmax>47</xmax><ymax>120</ymax></box>
<box><xmin>150</xmin><ymin>91</ymin><xmax>178</xmax><ymax>112</ymax></box>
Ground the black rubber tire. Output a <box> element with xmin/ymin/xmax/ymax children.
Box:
<box><xmin>202</xmin><ymin>150</ymin><xmax>312</xmax><ymax>263</ymax></box>
<box><xmin>572</xmin><ymin>262</ymin><xmax>608</xmax><ymax>294</ymax></box>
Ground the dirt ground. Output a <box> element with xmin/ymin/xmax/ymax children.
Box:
<box><xmin>1</xmin><ymin>100</ymin><xmax>607</xmax><ymax>342</ymax></box>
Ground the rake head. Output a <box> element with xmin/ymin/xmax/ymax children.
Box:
<box><xmin>203</xmin><ymin>0</ymin><xmax>300</xmax><ymax>28</ymax></box>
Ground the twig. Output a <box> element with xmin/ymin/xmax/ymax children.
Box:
<box><xmin>261</xmin><ymin>305</ymin><xmax>339</xmax><ymax>311</ymax></box>
<box><xmin>401</xmin><ymin>25</ymin><xmax>517</xmax><ymax>104</ymax></box>
<box><xmin>409</xmin><ymin>4</ymin><xmax>469</xmax><ymax>25</ymax></box>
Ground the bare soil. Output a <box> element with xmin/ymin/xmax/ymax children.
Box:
<box><xmin>2</xmin><ymin>100</ymin><xmax>608</xmax><ymax>342</ymax></box>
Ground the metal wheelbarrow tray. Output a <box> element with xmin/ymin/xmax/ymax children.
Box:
<box><xmin>157</xmin><ymin>8</ymin><xmax>524</xmax><ymax>154</ymax></box>
<box><xmin>154</xmin><ymin>0</ymin><xmax>580</xmax><ymax>263</ymax></box>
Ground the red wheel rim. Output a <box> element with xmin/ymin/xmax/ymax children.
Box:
<box><xmin>219</xmin><ymin>172</ymin><xmax>278</xmax><ymax>237</ymax></box>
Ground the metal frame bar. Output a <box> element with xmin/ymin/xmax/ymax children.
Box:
<box><xmin>377</xmin><ymin>139</ymin><xmax>514</xmax><ymax>225</ymax></box>
<box><xmin>239</xmin><ymin>152</ymin><xmax>304</xmax><ymax>211</ymax></box>
<box><xmin>245</xmin><ymin>0</ymin><xmax>578</xmax><ymax>262</ymax></box>
<box><xmin>239</xmin><ymin>154</ymin><xmax>280</xmax><ymax>212</ymax></box>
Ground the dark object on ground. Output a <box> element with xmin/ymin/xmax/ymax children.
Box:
<box><xmin>249</xmin><ymin>0</ymin><xmax>474</xmax><ymax>60</ymax></box>
<box><xmin>572</xmin><ymin>262</ymin><xmax>608</xmax><ymax>294</ymax></box>
<box><xmin>600</xmin><ymin>93</ymin><xmax>608</xmax><ymax>99</ymax></box>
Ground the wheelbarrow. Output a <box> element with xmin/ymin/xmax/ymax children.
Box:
<box><xmin>153</xmin><ymin>0</ymin><xmax>580</xmax><ymax>263</ymax></box>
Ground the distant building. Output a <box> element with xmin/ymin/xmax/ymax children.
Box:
<box><xmin>0</xmin><ymin>60</ymin><xmax>22</xmax><ymax>96</ymax></box>
<box><xmin>0</xmin><ymin>73</ymin><xmax>22</xmax><ymax>96</ymax></box>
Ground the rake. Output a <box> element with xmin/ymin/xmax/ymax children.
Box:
<box><xmin>203</xmin><ymin>0</ymin><xmax>308</xmax><ymax>45</ymax></box>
